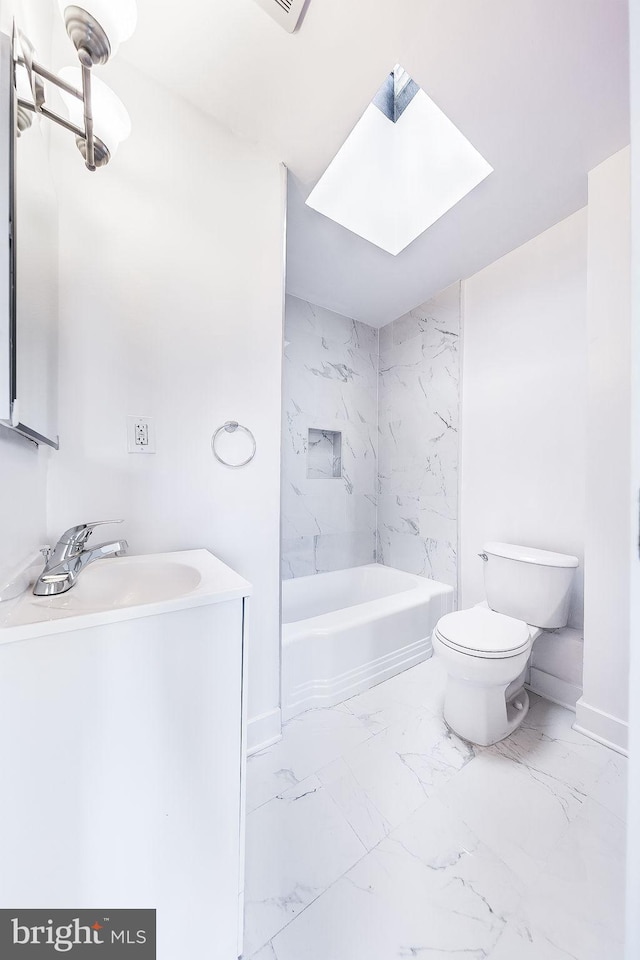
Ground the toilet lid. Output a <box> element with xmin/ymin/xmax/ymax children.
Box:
<box><xmin>435</xmin><ymin>608</ymin><xmax>531</xmax><ymax>658</ymax></box>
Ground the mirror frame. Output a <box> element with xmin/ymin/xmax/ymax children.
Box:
<box><xmin>0</xmin><ymin>29</ymin><xmax>59</xmax><ymax>449</ymax></box>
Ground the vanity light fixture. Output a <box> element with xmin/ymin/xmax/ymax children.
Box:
<box><xmin>13</xmin><ymin>0</ymin><xmax>136</xmax><ymax>170</ymax></box>
<box><xmin>57</xmin><ymin>66</ymin><xmax>131</xmax><ymax>165</ymax></box>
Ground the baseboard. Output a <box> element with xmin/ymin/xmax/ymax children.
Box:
<box><xmin>247</xmin><ymin>707</ymin><xmax>282</xmax><ymax>756</ymax></box>
<box><xmin>526</xmin><ymin>667</ymin><xmax>581</xmax><ymax>711</ymax></box>
<box><xmin>574</xmin><ymin>698</ymin><xmax>628</xmax><ymax>756</ymax></box>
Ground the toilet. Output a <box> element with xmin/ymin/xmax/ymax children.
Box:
<box><xmin>432</xmin><ymin>542</ymin><xmax>579</xmax><ymax>746</ymax></box>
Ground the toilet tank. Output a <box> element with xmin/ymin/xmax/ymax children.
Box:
<box><xmin>482</xmin><ymin>542</ymin><xmax>579</xmax><ymax>628</ymax></box>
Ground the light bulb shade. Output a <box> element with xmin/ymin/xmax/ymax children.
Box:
<box><xmin>58</xmin><ymin>67</ymin><xmax>131</xmax><ymax>154</ymax></box>
<box><xmin>15</xmin><ymin>62</ymin><xmax>34</xmax><ymax>105</ymax></box>
<box><xmin>58</xmin><ymin>0</ymin><xmax>137</xmax><ymax>56</ymax></box>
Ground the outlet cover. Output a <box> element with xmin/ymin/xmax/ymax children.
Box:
<box><xmin>127</xmin><ymin>416</ymin><xmax>156</xmax><ymax>454</ymax></box>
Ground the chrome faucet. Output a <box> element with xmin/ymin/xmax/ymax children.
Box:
<box><xmin>33</xmin><ymin>521</ymin><xmax>129</xmax><ymax>597</ymax></box>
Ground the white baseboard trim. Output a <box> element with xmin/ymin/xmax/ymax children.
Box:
<box><xmin>526</xmin><ymin>667</ymin><xmax>581</xmax><ymax>712</ymax></box>
<box><xmin>247</xmin><ymin>707</ymin><xmax>282</xmax><ymax>756</ymax></box>
<box><xmin>574</xmin><ymin>698</ymin><xmax>628</xmax><ymax>756</ymax></box>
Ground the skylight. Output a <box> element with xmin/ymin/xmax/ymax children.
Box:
<box><xmin>306</xmin><ymin>65</ymin><xmax>493</xmax><ymax>256</ymax></box>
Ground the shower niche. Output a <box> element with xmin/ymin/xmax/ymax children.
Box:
<box><xmin>307</xmin><ymin>428</ymin><xmax>342</xmax><ymax>480</ymax></box>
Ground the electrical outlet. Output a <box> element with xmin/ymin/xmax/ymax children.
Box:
<box><xmin>127</xmin><ymin>416</ymin><xmax>156</xmax><ymax>454</ymax></box>
<box><xmin>135</xmin><ymin>422</ymin><xmax>149</xmax><ymax>446</ymax></box>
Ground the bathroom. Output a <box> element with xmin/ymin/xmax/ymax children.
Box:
<box><xmin>0</xmin><ymin>0</ymin><xmax>637</xmax><ymax>958</ymax></box>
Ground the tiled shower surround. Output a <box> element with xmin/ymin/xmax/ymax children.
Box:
<box><xmin>377</xmin><ymin>283</ymin><xmax>460</xmax><ymax>589</ymax></box>
<box><xmin>281</xmin><ymin>286</ymin><xmax>460</xmax><ymax>589</ymax></box>
<box><xmin>281</xmin><ymin>296</ymin><xmax>379</xmax><ymax>578</ymax></box>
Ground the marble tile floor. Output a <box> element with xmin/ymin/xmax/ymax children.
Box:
<box><xmin>244</xmin><ymin>658</ymin><xmax>627</xmax><ymax>960</ymax></box>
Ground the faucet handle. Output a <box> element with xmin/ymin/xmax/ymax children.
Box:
<box><xmin>58</xmin><ymin>520</ymin><xmax>124</xmax><ymax>549</ymax></box>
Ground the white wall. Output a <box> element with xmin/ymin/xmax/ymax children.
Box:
<box><xmin>460</xmin><ymin>210</ymin><xmax>588</xmax><ymax>630</ymax></box>
<box><xmin>626</xmin><ymin>1</ymin><xmax>640</xmax><ymax>949</ymax></box>
<box><xmin>576</xmin><ymin>147</ymin><xmax>631</xmax><ymax>753</ymax></box>
<box><xmin>46</xmin><ymin>57</ymin><xmax>285</xmax><ymax>746</ymax></box>
<box><xmin>0</xmin><ymin>426</ymin><xmax>48</xmax><ymax>584</ymax></box>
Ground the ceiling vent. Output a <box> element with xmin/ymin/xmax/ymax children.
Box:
<box><xmin>253</xmin><ymin>0</ymin><xmax>307</xmax><ymax>33</ymax></box>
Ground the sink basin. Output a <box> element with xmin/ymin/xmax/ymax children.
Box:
<box><xmin>47</xmin><ymin>557</ymin><xmax>202</xmax><ymax>609</ymax></box>
<box><xmin>0</xmin><ymin>550</ymin><xmax>251</xmax><ymax>641</ymax></box>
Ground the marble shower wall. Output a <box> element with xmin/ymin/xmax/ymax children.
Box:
<box><xmin>281</xmin><ymin>296</ymin><xmax>379</xmax><ymax>578</ymax></box>
<box><xmin>281</xmin><ymin>286</ymin><xmax>460</xmax><ymax>587</ymax></box>
<box><xmin>377</xmin><ymin>283</ymin><xmax>461</xmax><ymax>591</ymax></box>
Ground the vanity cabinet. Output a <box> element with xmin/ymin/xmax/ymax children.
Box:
<box><xmin>0</xmin><ymin>551</ymin><xmax>250</xmax><ymax>960</ymax></box>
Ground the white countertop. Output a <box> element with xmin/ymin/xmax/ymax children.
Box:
<box><xmin>0</xmin><ymin>549</ymin><xmax>252</xmax><ymax>645</ymax></box>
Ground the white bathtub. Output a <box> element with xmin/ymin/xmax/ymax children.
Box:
<box><xmin>281</xmin><ymin>564</ymin><xmax>454</xmax><ymax>720</ymax></box>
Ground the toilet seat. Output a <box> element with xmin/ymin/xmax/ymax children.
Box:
<box><xmin>434</xmin><ymin>608</ymin><xmax>531</xmax><ymax>659</ymax></box>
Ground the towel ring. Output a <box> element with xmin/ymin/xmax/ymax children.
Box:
<box><xmin>211</xmin><ymin>421</ymin><xmax>257</xmax><ymax>468</ymax></box>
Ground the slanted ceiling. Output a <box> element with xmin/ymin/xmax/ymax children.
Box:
<box><xmin>121</xmin><ymin>0</ymin><xmax>629</xmax><ymax>326</ymax></box>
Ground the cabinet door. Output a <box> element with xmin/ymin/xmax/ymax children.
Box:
<box><xmin>0</xmin><ymin>600</ymin><xmax>244</xmax><ymax>960</ymax></box>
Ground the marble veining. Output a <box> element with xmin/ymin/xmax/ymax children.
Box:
<box><xmin>244</xmin><ymin>658</ymin><xmax>626</xmax><ymax>960</ymax></box>
<box><xmin>307</xmin><ymin>428</ymin><xmax>342</xmax><ymax>479</ymax></box>
<box><xmin>378</xmin><ymin>283</ymin><xmax>461</xmax><ymax>592</ymax></box>
<box><xmin>282</xmin><ymin>287</ymin><xmax>460</xmax><ymax>586</ymax></box>
<box><xmin>282</xmin><ymin>295</ymin><xmax>379</xmax><ymax>578</ymax></box>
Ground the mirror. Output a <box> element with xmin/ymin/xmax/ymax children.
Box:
<box><xmin>0</xmin><ymin>30</ymin><xmax>59</xmax><ymax>448</ymax></box>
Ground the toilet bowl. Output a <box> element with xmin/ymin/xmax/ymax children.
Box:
<box><xmin>433</xmin><ymin>605</ymin><xmax>541</xmax><ymax>746</ymax></box>
<box><xmin>432</xmin><ymin>542</ymin><xmax>579</xmax><ymax>746</ymax></box>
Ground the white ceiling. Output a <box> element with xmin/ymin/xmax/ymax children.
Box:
<box><xmin>124</xmin><ymin>0</ymin><xmax>629</xmax><ymax>326</ymax></box>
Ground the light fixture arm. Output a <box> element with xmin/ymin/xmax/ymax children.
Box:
<box><xmin>15</xmin><ymin>51</ymin><xmax>106</xmax><ymax>171</ymax></box>
<box><xmin>81</xmin><ymin>63</ymin><xmax>95</xmax><ymax>169</ymax></box>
